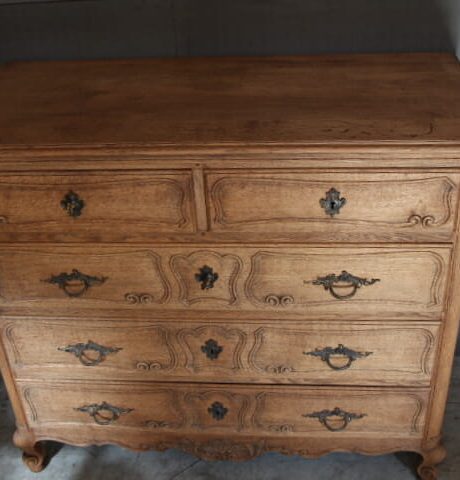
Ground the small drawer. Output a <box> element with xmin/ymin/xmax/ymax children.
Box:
<box><xmin>2</xmin><ymin>319</ymin><xmax>439</xmax><ymax>387</ymax></box>
<box><xmin>18</xmin><ymin>381</ymin><xmax>428</xmax><ymax>438</ymax></box>
<box><xmin>0</xmin><ymin>173</ymin><xmax>195</xmax><ymax>241</ymax></box>
<box><xmin>207</xmin><ymin>171</ymin><xmax>459</xmax><ymax>242</ymax></box>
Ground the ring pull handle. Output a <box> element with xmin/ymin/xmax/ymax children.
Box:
<box><xmin>44</xmin><ymin>269</ymin><xmax>108</xmax><ymax>297</ymax></box>
<box><xmin>320</xmin><ymin>188</ymin><xmax>346</xmax><ymax>217</ymax></box>
<box><xmin>303</xmin><ymin>407</ymin><xmax>366</xmax><ymax>432</ymax></box>
<box><xmin>195</xmin><ymin>265</ymin><xmax>219</xmax><ymax>290</ymax></box>
<box><xmin>75</xmin><ymin>402</ymin><xmax>133</xmax><ymax>425</ymax></box>
<box><xmin>58</xmin><ymin>340</ymin><xmax>122</xmax><ymax>366</ymax></box>
<box><xmin>304</xmin><ymin>344</ymin><xmax>373</xmax><ymax>371</ymax></box>
<box><xmin>306</xmin><ymin>270</ymin><xmax>380</xmax><ymax>300</ymax></box>
<box><xmin>61</xmin><ymin>190</ymin><xmax>85</xmax><ymax>218</ymax></box>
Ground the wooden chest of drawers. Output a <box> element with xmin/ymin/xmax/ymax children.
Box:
<box><xmin>0</xmin><ymin>54</ymin><xmax>459</xmax><ymax>479</ymax></box>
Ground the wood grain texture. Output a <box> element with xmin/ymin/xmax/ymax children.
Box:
<box><xmin>207</xmin><ymin>172</ymin><xmax>459</xmax><ymax>243</ymax></box>
<box><xmin>0</xmin><ymin>318</ymin><xmax>439</xmax><ymax>387</ymax></box>
<box><xmin>1</xmin><ymin>147</ymin><xmax>460</xmax><ymax>172</ymax></box>
<box><xmin>422</xmin><ymin>181</ymin><xmax>460</xmax><ymax>459</ymax></box>
<box><xmin>14</xmin><ymin>425</ymin><xmax>425</xmax><ymax>462</ymax></box>
<box><xmin>0</xmin><ymin>54</ymin><xmax>458</xmax><ymax>478</ymax></box>
<box><xmin>0</xmin><ymin>54</ymin><xmax>459</xmax><ymax>149</ymax></box>
<box><xmin>0</xmin><ymin>170</ymin><xmax>457</xmax><ymax>243</ymax></box>
<box><xmin>17</xmin><ymin>380</ymin><xmax>429</xmax><ymax>438</ymax></box>
<box><xmin>0</xmin><ymin>245</ymin><xmax>450</xmax><ymax>320</ymax></box>
<box><xmin>0</xmin><ymin>173</ymin><xmax>195</xmax><ymax>241</ymax></box>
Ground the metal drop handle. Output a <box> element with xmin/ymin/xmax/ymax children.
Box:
<box><xmin>58</xmin><ymin>340</ymin><xmax>122</xmax><ymax>366</ymax></box>
<box><xmin>303</xmin><ymin>407</ymin><xmax>366</xmax><ymax>432</ymax></box>
<box><xmin>44</xmin><ymin>269</ymin><xmax>107</xmax><ymax>297</ymax></box>
<box><xmin>304</xmin><ymin>344</ymin><xmax>373</xmax><ymax>371</ymax></box>
<box><xmin>306</xmin><ymin>270</ymin><xmax>380</xmax><ymax>300</ymax></box>
<box><xmin>75</xmin><ymin>402</ymin><xmax>133</xmax><ymax>425</ymax></box>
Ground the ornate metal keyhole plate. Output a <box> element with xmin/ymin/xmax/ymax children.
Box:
<box><xmin>320</xmin><ymin>188</ymin><xmax>346</xmax><ymax>217</ymax></box>
<box><xmin>61</xmin><ymin>190</ymin><xmax>85</xmax><ymax>218</ymax></box>
<box><xmin>201</xmin><ymin>339</ymin><xmax>223</xmax><ymax>360</ymax></box>
<box><xmin>208</xmin><ymin>401</ymin><xmax>228</xmax><ymax>421</ymax></box>
<box><xmin>195</xmin><ymin>265</ymin><xmax>219</xmax><ymax>290</ymax></box>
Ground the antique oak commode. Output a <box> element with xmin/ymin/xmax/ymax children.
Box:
<box><xmin>0</xmin><ymin>54</ymin><xmax>459</xmax><ymax>479</ymax></box>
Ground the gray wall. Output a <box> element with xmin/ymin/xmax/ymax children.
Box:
<box><xmin>0</xmin><ymin>0</ymin><xmax>459</xmax><ymax>62</ymax></box>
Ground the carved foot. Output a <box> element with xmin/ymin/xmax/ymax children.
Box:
<box><xmin>13</xmin><ymin>429</ymin><xmax>51</xmax><ymax>472</ymax></box>
<box><xmin>417</xmin><ymin>444</ymin><xmax>447</xmax><ymax>480</ymax></box>
<box><xmin>22</xmin><ymin>443</ymin><xmax>48</xmax><ymax>473</ymax></box>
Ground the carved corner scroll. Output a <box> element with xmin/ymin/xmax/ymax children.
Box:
<box><xmin>170</xmin><ymin>250</ymin><xmax>242</xmax><ymax>306</ymax></box>
<box><xmin>210</xmin><ymin>175</ymin><xmax>457</xmax><ymax>230</ymax></box>
<box><xmin>135</xmin><ymin>326</ymin><xmax>177</xmax><ymax>372</ymax></box>
<box><xmin>144</xmin><ymin>389</ymin><xmax>185</xmax><ymax>431</ymax></box>
<box><xmin>248</xmin><ymin>328</ymin><xmax>295</xmax><ymax>375</ymax></box>
<box><xmin>252</xmin><ymin>392</ymin><xmax>294</xmax><ymax>434</ymax></box>
<box><xmin>125</xmin><ymin>251</ymin><xmax>171</xmax><ymax>306</ymax></box>
<box><xmin>406</xmin><ymin>177</ymin><xmax>455</xmax><ymax>228</ymax></box>
<box><xmin>264</xmin><ymin>294</ymin><xmax>294</xmax><ymax>307</ymax></box>
<box><xmin>125</xmin><ymin>293</ymin><xmax>154</xmax><ymax>305</ymax></box>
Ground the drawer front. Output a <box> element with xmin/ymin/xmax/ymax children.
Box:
<box><xmin>19</xmin><ymin>381</ymin><xmax>428</xmax><ymax>438</ymax></box>
<box><xmin>207</xmin><ymin>172</ymin><xmax>459</xmax><ymax>242</ymax></box>
<box><xmin>242</xmin><ymin>247</ymin><xmax>449</xmax><ymax>320</ymax></box>
<box><xmin>3</xmin><ymin>319</ymin><xmax>439</xmax><ymax>386</ymax></box>
<box><xmin>0</xmin><ymin>246</ymin><xmax>449</xmax><ymax>320</ymax></box>
<box><xmin>0</xmin><ymin>173</ymin><xmax>195</xmax><ymax>240</ymax></box>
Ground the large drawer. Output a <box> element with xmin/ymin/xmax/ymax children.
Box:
<box><xmin>0</xmin><ymin>173</ymin><xmax>195</xmax><ymax>241</ymax></box>
<box><xmin>2</xmin><ymin>319</ymin><xmax>439</xmax><ymax>386</ymax></box>
<box><xmin>0</xmin><ymin>246</ymin><xmax>449</xmax><ymax>320</ymax></box>
<box><xmin>18</xmin><ymin>381</ymin><xmax>428</xmax><ymax>438</ymax></box>
<box><xmin>206</xmin><ymin>172</ymin><xmax>459</xmax><ymax>242</ymax></box>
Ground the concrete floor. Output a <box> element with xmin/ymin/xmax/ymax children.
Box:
<box><xmin>1</xmin><ymin>360</ymin><xmax>459</xmax><ymax>480</ymax></box>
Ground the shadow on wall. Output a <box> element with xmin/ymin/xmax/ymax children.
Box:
<box><xmin>439</xmin><ymin>0</ymin><xmax>460</xmax><ymax>56</ymax></box>
<box><xmin>0</xmin><ymin>0</ymin><xmax>458</xmax><ymax>61</ymax></box>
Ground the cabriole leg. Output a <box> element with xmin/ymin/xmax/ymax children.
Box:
<box><xmin>13</xmin><ymin>429</ymin><xmax>50</xmax><ymax>472</ymax></box>
<box><xmin>417</xmin><ymin>444</ymin><xmax>447</xmax><ymax>480</ymax></box>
